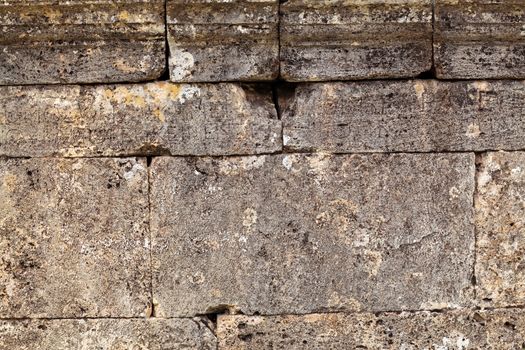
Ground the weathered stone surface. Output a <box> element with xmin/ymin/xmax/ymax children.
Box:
<box><xmin>151</xmin><ymin>153</ymin><xmax>474</xmax><ymax>317</ymax></box>
<box><xmin>0</xmin><ymin>1</ymin><xmax>165</xmax><ymax>85</ymax></box>
<box><xmin>0</xmin><ymin>318</ymin><xmax>216</xmax><ymax>350</ymax></box>
<box><xmin>0</xmin><ymin>83</ymin><xmax>281</xmax><ymax>157</ymax></box>
<box><xmin>476</xmin><ymin>152</ymin><xmax>525</xmax><ymax>308</ymax></box>
<box><xmin>435</xmin><ymin>0</ymin><xmax>525</xmax><ymax>79</ymax></box>
<box><xmin>0</xmin><ymin>158</ymin><xmax>149</xmax><ymax>318</ymax></box>
<box><xmin>282</xmin><ymin>81</ymin><xmax>525</xmax><ymax>153</ymax></box>
<box><xmin>218</xmin><ymin>309</ymin><xmax>525</xmax><ymax>349</ymax></box>
<box><xmin>280</xmin><ymin>0</ymin><xmax>432</xmax><ymax>81</ymax></box>
<box><xmin>167</xmin><ymin>0</ymin><xmax>279</xmax><ymax>82</ymax></box>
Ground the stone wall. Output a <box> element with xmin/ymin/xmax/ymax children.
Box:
<box><xmin>0</xmin><ymin>1</ymin><xmax>524</xmax><ymax>349</ymax></box>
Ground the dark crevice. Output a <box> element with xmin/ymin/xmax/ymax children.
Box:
<box><xmin>472</xmin><ymin>153</ymin><xmax>485</xmax><ymax>301</ymax></box>
<box><xmin>146</xmin><ymin>156</ymin><xmax>154</xmax><ymax>167</ymax></box>
<box><xmin>416</xmin><ymin>69</ymin><xmax>435</xmax><ymax>79</ymax></box>
<box><xmin>160</xmin><ymin>0</ymin><xmax>170</xmax><ymax>81</ymax></box>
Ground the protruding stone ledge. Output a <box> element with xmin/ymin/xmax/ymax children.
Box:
<box><xmin>280</xmin><ymin>0</ymin><xmax>432</xmax><ymax>82</ymax></box>
<box><xmin>282</xmin><ymin>80</ymin><xmax>525</xmax><ymax>153</ymax></box>
<box><xmin>0</xmin><ymin>158</ymin><xmax>150</xmax><ymax>318</ymax></box>
<box><xmin>167</xmin><ymin>0</ymin><xmax>279</xmax><ymax>82</ymax></box>
<box><xmin>218</xmin><ymin>309</ymin><xmax>525</xmax><ymax>349</ymax></box>
<box><xmin>435</xmin><ymin>0</ymin><xmax>525</xmax><ymax>79</ymax></box>
<box><xmin>151</xmin><ymin>153</ymin><xmax>474</xmax><ymax>317</ymax></box>
<box><xmin>0</xmin><ymin>319</ymin><xmax>216</xmax><ymax>350</ymax></box>
<box><xmin>0</xmin><ymin>82</ymin><xmax>281</xmax><ymax>157</ymax></box>
<box><xmin>476</xmin><ymin>152</ymin><xmax>525</xmax><ymax>308</ymax></box>
<box><xmin>0</xmin><ymin>1</ymin><xmax>165</xmax><ymax>85</ymax></box>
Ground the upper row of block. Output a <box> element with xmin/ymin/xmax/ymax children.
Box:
<box><xmin>1</xmin><ymin>0</ymin><xmax>524</xmax><ymax>85</ymax></box>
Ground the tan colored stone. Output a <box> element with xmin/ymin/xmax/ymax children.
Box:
<box><xmin>151</xmin><ymin>153</ymin><xmax>475</xmax><ymax>317</ymax></box>
<box><xmin>280</xmin><ymin>0</ymin><xmax>432</xmax><ymax>81</ymax></box>
<box><xmin>476</xmin><ymin>152</ymin><xmax>525</xmax><ymax>308</ymax></box>
<box><xmin>218</xmin><ymin>309</ymin><xmax>525</xmax><ymax>349</ymax></box>
<box><xmin>0</xmin><ymin>0</ymin><xmax>165</xmax><ymax>84</ymax></box>
<box><xmin>0</xmin><ymin>319</ymin><xmax>216</xmax><ymax>350</ymax></box>
<box><xmin>167</xmin><ymin>0</ymin><xmax>279</xmax><ymax>82</ymax></box>
<box><xmin>0</xmin><ymin>83</ymin><xmax>281</xmax><ymax>157</ymax></box>
<box><xmin>435</xmin><ymin>0</ymin><xmax>525</xmax><ymax>79</ymax></box>
<box><xmin>0</xmin><ymin>158</ymin><xmax>149</xmax><ymax>318</ymax></box>
<box><xmin>282</xmin><ymin>81</ymin><xmax>525</xmax><ymax>153</ymax></box>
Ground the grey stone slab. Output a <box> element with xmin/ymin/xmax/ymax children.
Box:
<box><xmin>282</xmin><ymin>81</ymin><xmax>525</xmax><ymax>153</ymax></box>
<box><xmin>476</xmin><ymin>152</ymin><xmax>525</xmax><ymax>308</ymax></box>
<box><xmin>151</xmin><ymin>153</ymin><xmax>475</xmax><ymax>317</ymax></box>
<box><xmin>167</xmin><ymin>0</ymin><xmax>279</xmax><ymax>82</ymax></box>
<box><xmin>0</xmin><ymin>83</ymin><xmax>281</xmax><ymax>157</ymax></box>
<box><xmin>0</xmin><ymin>318</ymin><xmax>216</xmax><ymax>350</ymax></box>
<box><xmin>280</xmin><ymin>0</ymin><xmax>432</xmax><ymax>81</ymax></box>
<box><xmin>0</xmin><ymin>0</ymin><xmax>165</xmax><ymax>85</ymax></box>
<box><xmin>435</xmin><ymin>0</ymin><xmax>525</xmax><ymax>79</ymax></box>
<box><xmin>218</xmin><ymin>309</ymin><xmax>525</xmax><ymax>349</ymax></box>
<box><xmin>0</xmin><ymin>158</ymin><xmax>150</xmax><ymax>318</ymax></box>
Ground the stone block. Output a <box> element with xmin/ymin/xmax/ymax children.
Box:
<box><xmin>151</xmin><ymin>153</ymin><xmax>475</xmax><ymax>316</ymax></box>
<box><xmin>280</xmin><ymin>0</ymin><xmax>432</xmax><ymax>81</ymax></box>
<box><xmin>282</xmin><ymin>81</ymin><xmax>525</xmax><ymax>152</ymax></box>
<box><xmin>218</xmin><ymin>309</ymin><xmax>525</xmax><ymax>349</ymax></box>
<box><xmin>0</xmin><ymin>0</ymin><xmax>165</xmax><ymax>84</ymax></box>
<box><xmin>476</xmin><ymin>152</ymin><xmax>525</xmax><ymax>307</ymax></box>
<box><xmin>0</xmin><ymin>319</ymin><xmax>216</xmax><ymax>350</ymax></box>
<box><xmin>435</xmin><ymin>0</ymin><xmax>525</xmax><ymax>79</ymax></box>
<box><xmin>167</xmin><ymin>0</ymin><xmax>279</xmax><ymax>82</ymax></box>
<box><xmin>0</xmin><ymin>83</ymin><xmax>281</xmax><ymax>157</ymax></box>
<box><xmin>0</xmin><ymin>158</ymin><xmax>149</xmax><ymax>318</ymax></box>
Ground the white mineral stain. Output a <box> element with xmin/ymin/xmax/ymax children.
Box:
<box><xmin>449</xmin><ymin>186</ymin><xmax>460</xmax><ymax>199</ymax></box>
<box><xmin>170</xmin><ymin>48</ymin><xmax>195</xmax><ymax>81</ymax></box>
<box><xmin>465</xmin><ymin>123</ymin><xmax>481</xmax><ymax>138</ymax></box>
<box><xmin>177</xmin><ymin>85</ymin><xmax>201</xmax><ymax>104</ymax></box>
<box><xmin>282</xmin><ymin>155</ymin><xmax>293</xmax><ymax>170</ymax></box>
<box><xmin>124</xmin><ymin>162</ymin><xmax>145</xmax><ymax>181</ymax></box>
<box><xmin>414</xmin><ymin>81</ymin><xmax>425</xmax><ymax>101</ymax></box>
<box><xmin>435</xmin><ymin>334</ymin><xmax>470</xmax><ymax>350</ymax></box>
<box><xmin>242</xmin><ymin>208</ymin><xmax>258</xmax><ymax>228</ymax></box>
<box><xmin>283</xmin><ymin>135</ymin><xmax>291</xmax><ymax>146</ymax></box>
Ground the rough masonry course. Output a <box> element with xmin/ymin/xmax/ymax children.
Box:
<box><xmin>167</xmin><ymin>0</ymin><xmax>279</xmax><ymax>82</ymax></box>
<box><xmin>280</xmin><ymin>0</ymin><xmax>433</xmax><ymax>81</ymax></box>
<box><xmin>0</xmin><ymin>83</ymin><xmax>281</xmax><ymax>157</ymax></box>
<box><xmin>282</xmin><ymin>80</ymin><xmax>525</xmax><ymax>153</ymax></box>
<box><xmin>0</xmin><ymin>0</ymin><xmax>165</xmax><ymax>85</ymax></box>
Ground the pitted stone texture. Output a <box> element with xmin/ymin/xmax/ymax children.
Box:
<box><xmin>0</xmin><ymin>319</ymin><xmax>216</xmax><ymax>350</ymax></box>
<box><xmin>167</xmin><ymin>0</ymin><xmax>279</xmax><ymax>82</ymax></box>
<box><xmin>435</xmin><ymin>0</ymin><xmax>525</xmax><ymax>79</ymax></box>
<box><xmin>476</xmin><ymin>152</ymin><xmax>525</xmax><ymax>308</ymax></box>
<box><xmin>282</xmin><ymin>81</ymin><xmax>525</xmax><ymax>153</ymax></box>
<box><xmin>151</xmin><ymin>153</ymin><xmax>474</xmax><ymax>317</ymax></box>
<box><xmin>0</xmin><ymin>158</ymin><xmax>149</xmax><ymax>318</ymax></box>
<box><xmin>280</xmin><ymin>0</ymin><xmax>432</xmax><ymax>82</ymax></box>
<box><xmin>0</xmin><ymin>1</ymin><xmax>165</xmax><ymax>85</ymax></box>
<box><xmin>0</xmin><ymin>83</ymin><xmax>280</xmax><ymax>157</ymax></box>
<box><xmin>218</xmin><ymin>309</ymin><xmax>525</xmax><ymax>349</ymax></box>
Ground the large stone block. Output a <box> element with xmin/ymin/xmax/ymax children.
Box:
<box><xmin>0</xmin><ymin>1</ymin><xmax>165</xmax><ymax>85</ymax></box>
<box><xmin>0</xmin><ymin>319</ymin><xmax>216</xmax><ymax>350</ymax></box>
<box><xmin>280</xmin><ymin>0</ymin><xmax>432</xmax><ymax>81</ymax></box>
<box><xmin>218</xmin><ymin>309</ymin><xmax>525</xmax><ymax>349</ymax></box>
<box><xmin>167</xmin><ymin>0</ymin><xmax>279</xmax><ymax>82</ymax></box>
<box><xmin>0</xmin><ymin>158</ymin><xmax>149</xmax><ymax>318</ymax></box>
<box><xmin>435</xmin><ymin>0</ymin><xmax>525</xmax><ymax>79</ymax></box>
<box><xmin>151</xmin><ymin>153</ymin><xmax>475</xmax><ymax>317</ymax></box>
<box><xmin>476</xmin><ymin>152</ymin><xmax>525</xmax><ymax>308</ymax></box>
<box><xmin>0</xmin><ymin>83</ymin><xmax>281</xmax><ymax>157</ymax></box>
<box><xmin>282</xmin><ymin>81</ymin><xmax>525</xmax><ymax>153</ymax></box>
